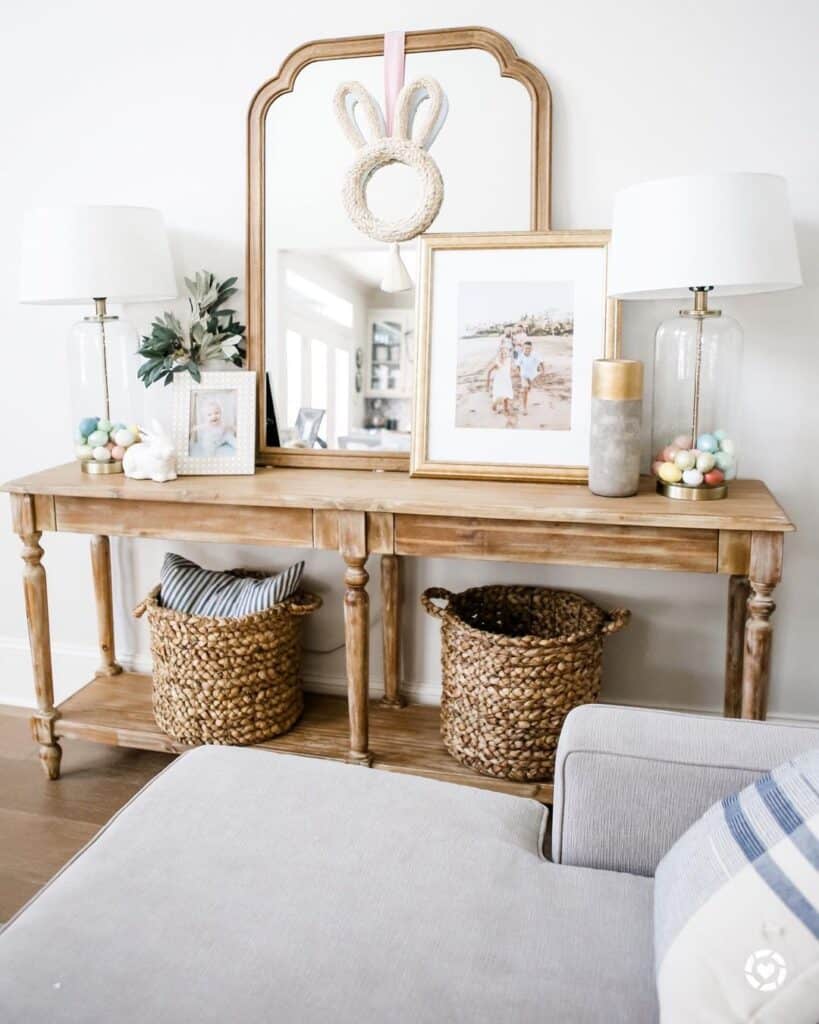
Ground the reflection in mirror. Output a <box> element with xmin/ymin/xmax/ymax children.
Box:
<box><xmin>262</xmin><ymin>44</ymin><xmax>541</xmax><ymax>455</ymax></box>
<box><xmin>269</xmin><ymin>246</ymin><xmax>415</xmax><ymax>452</ymax></box>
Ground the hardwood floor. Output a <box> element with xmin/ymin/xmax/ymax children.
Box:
<box><xmin>0</xmin><ymin>707</ymin><xmax>172</xmax><ymax>922</ymax></box>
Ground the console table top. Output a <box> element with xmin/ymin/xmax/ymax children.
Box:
<box><xmin>3</xmin><ymin>463</ymin><xmax>793</xmax><ymax>533</ymax></box>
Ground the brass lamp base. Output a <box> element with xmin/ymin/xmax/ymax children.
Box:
<box><xmin>657</xmin><ymin>480</ymin><xmax>727</xmax><ymax>501</ymax></box>
<box><xmin>82</xmin><ymin>461</ymin><xmax>124</xmax><ymax>475</ymax></box>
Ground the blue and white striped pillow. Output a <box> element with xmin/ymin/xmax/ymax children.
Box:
<box><xmin>654</xmin><ymin>748</ymin><xmax>819</xmax><ymax>1023</ymax></box>
<box><xmin>160</xmin><ymin>553</ymin><xmax>304</xmax><ymax>618</ymax></box>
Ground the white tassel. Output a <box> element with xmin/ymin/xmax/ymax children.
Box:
<box><xmin>381</xmin><ymin>243</ymin><xmax>413</xmax><ymax>293</ymax></box>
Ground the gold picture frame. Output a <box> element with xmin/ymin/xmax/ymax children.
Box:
<box><xmin>411</xmin><ymin>231</ymin><xmax>621</xmax><ymax>482</ymax></box>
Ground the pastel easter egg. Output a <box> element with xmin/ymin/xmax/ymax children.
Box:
<box><xmin>690</xmin><ymin>449</ymin><xmax>701</xmax><ymax>458</ymax></box>
<box><xmin>88</xmin><ymin>429</ymin><xmax>109</xmax><ymax>448</ymax></box>
<box><xmin>79</xmin><ymin>416</ymin><xmax>98</xmax><ymax>438</ymax></box>
<box><xmin>704</xmin><ymin>468</ymin><xmax>725</xmax><ymax>486</ymax></box>
<box><xmin>651</xmin><ymin>460</ymin><xmax>664</xmax><ymax>477</ymax></box>
<box><xmin>92</xmin><ymin>445</ymin><xmax>112</xmax><ymax>462</ymax></box>
<box><xmin>672</xmin><ymin>434</ymin><xmax>692</xmax><ymax>450</ymax></box>
<box><xmin>662</xmin><ymin>445</ymin><xmax>680</xmax><ymax>462</ymax></box>
<box><xmin>127</xmin><ymin>424</ymin><xmax>140</xmax><ymax>436</ymax></box>
<box><xmin>75</xmin><ymin>444</ymin><xmax>93</xmax><ymax>461</ymax></box>
<box><xmin>682</xmin><ymin>468</ymin><xmax>703</xmax><ymax>487</ymax></box>
<box><xmin>658</xmin><ymin>461</ymin><xmax>683</xmax><ymax>484</ymax></box>
<box><xmin>696</xmin><ymin>452</ymin><xmax>716</xmax><ymax>473</ymax></box>
<box><xmin>714</xmin><ymin>451</ymin><xmax>734</xmax><ymax>472</ymax></box>
<box><xmin>674</xmin><ymin>450</ymin><xmax>696</xmax><ymax>471</ymax></box>
<box><xmin>696</xmin><ymin>433</ymin><xmax>718</xmax><ymax>453</ymax></box>
<box><xmin>111</xmin><ymin>445</ymin><xmax>126</xmax><ymax>461</ymax></box>
<box><xmin>724</xmin><ymin>464</ymin><xmax>737</xmax><ymax>481</ymax></box>
<box><xmin>113</xmin><ymin>428</ymin><xmax>137</xmax><ymax>448</ymax></box>
<box><xmin>713</xmin><ymin>429</ymin><xmax>727</xmax><ymax>442</ymax></box>
<box><xmin>719</xmin><ymin>437</ymin><xmax>736</xmax><ymax>456</ymax></box>
<box><xmin>96</xmin><ymin>418</ymin><xmax>113</xmax><ymax>434</ymax></box>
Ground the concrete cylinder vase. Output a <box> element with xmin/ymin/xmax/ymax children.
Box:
<box><xmin>588</xmin><ymin>359</ymin><xmax>644</xmax><ymax>498</ymax></box>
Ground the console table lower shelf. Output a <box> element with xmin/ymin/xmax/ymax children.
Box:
<box><xmin>56</xmin><ymin>673</ymin><xmax>555</xmax><ymax>803</ymax></box>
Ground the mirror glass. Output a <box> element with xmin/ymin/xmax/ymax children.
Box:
<box><xmin>264</xmin><ymin>47</ymin><xmax>536</xmax><ymax>454</ymax></box>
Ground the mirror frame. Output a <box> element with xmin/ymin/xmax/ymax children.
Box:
<box><xmin>247</xmin><ymin>26</ymin><xmax>552</xmax><ymax>470</ymax></box>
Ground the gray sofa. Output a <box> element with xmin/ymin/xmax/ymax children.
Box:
<box><xmin>2</xmin><ymin>704</ymin><xmax>818</xmax><ymax>1023</ymax></box>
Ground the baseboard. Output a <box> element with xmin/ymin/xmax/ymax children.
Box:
<box><xmin>1</xmin><ymin>633</ymin><xmax>816</xmax><ymax>726</ymax></box>
<box><xmin>0</xmin><ymin>635</ymin><xmax>442</xmax><ymax>708</ymax></box>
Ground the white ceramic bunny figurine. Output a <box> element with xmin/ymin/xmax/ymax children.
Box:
<box><xmin>122</xmin><ymin>420</ymin><xmax>177</xmax><ymax>483</ymax></box>
<box><xmin>333</xmin><ymin>76</ymin><xmax>448</xmax><ymax>245</ymax></box>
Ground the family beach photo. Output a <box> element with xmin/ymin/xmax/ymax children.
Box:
<box><xmin>455</xmin><ymin>281</ymin><xmax>575</xmax><ymax>431</ymax></box>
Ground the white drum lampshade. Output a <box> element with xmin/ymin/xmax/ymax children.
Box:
<box><xmin>19</xmin><ymin>206</ymin><xmax>177</xmax><ymax>474</ymax></box>
<box><xmin>608</xmin><ymin>174</ymin><xmax>801</xmax><ymax>500</ymax></box>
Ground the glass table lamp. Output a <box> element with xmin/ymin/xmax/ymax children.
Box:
<box><xmin>20</xmin><ymin>206</ymin><xmax>176</xmax><ymax>473</ymax></box>
<box><xmin>608</xmin><ymin>174</ymin><xmax>801</xmax><ymax>500</ymax></box>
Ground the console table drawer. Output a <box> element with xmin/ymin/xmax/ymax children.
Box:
<box><xmin>395</xmin><ymin>515</ymin><xmax>719</xmax><ymax>572</ymax></box>
<box><xmin>54</xmin><ymin>497</ymin><xmax>313</xmax><ymax>547</ymax></box>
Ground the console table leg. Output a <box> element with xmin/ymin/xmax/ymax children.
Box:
<box><xmin>380</xmin><ymin>554</ymin><xmax>405</xmax><ymax>708</ymax></box>
<box><xmin>740</xmin><ymin>533</ymin><xmax>783</xmax><ymax>721</ymax></box>
<box><xmin>724</xmin><ymin>574</ymin><xmax>750</xmax><ymax>717</ymax></box>
<box><xmin>344</xmin><ymin>554</ymin><xmax>372</xmax><ymax>765</ymax></box>
<box><xmin>91</xmin><ymin>535</ymin><xmax>123</xmax><ymax>678</ymax></box>
<box><xmin>18</xmin><ymin>520</ymin><xmax>61</xmax><ymax>779</ymax></box>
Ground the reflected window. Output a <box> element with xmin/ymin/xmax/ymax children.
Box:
<box><xmin>286</xmin><ymin>330</ymin><xmax>303</xmax><ymax>426</ymax></box>
<box><xmin>311</xmin><ymin>338</ymin><xmax>328</xmax><ymax>410</ymax></box>
<box><xmin>335</xmin><ymin>348</ymin><xmax>350</xmax><ymax>442</ymax></box>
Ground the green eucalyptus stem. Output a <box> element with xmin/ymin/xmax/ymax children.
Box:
<box><xmin>137</xmin><ymin>270</ymin><xmax>247</xmax><ymax>388</ymax></box>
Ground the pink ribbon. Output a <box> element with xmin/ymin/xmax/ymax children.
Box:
<box><xmin>383</xmin><ymin>30</ymin><xmax>406</xmax><ymax>136</ymax></box>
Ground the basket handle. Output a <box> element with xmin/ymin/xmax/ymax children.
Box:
<box><xmin>285</xmin><ymin>592</ymin><xmax>323</xmax><ymax>616</ymax></box>
<box><xmin>420</xmin><ymin>587</ymin><xmax>453</xmax><ymax>620</ymax></box>
<box><xmin>133</xmin><ymin>584</ymin><xmax>161</xmax><ymax>619</ymax></box>
<box><xmin>601</xmin><ymin>607</ymin><xmax>630</xmax><ymax>636</ymax></box>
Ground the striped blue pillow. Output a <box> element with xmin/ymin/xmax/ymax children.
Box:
<box><xmin>654</xmin><ymin>748</ymin><xmax>819</xmax><ymax>1022</ymax></box>
<box><xmin>160</xmin><ymin>553</ymin><xmax>304</xmax><ymax>618</ymax></box>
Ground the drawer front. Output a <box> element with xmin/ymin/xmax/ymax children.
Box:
<box><xmin>55</xmin><ymin>497</ymin><xmax>314</xmax><ymax>548</ymax></box>
<box><xmin>395</xmin><ymin>515</ymin><xmax>719</xmax><ymax>572</ymax></box>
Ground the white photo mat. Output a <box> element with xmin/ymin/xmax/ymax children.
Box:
<box><xmin>172</xmin><ymin>370</ymin><xmax>257</xmax><ymax>475</ymax></box>
<box><xmin>411</xmin><ymin>232</ymin><xmax>619</xmax><ymax>482</ymax></box>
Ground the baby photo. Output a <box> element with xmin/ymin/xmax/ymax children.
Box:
<box><xmin>188</xmin><ymin>389</ymin><xmax>238</xmax><ymax>457</ymax></box>
<box><xmin>455</xmin><ymin>281</ymin><xmax>575</xmax><ymax>431</ymax></box>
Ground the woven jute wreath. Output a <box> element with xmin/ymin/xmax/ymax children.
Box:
<box><xmin>422</xmin><ymin>585</ymin><xmax>629</xmax><ymax>782</ymax></box>
<box><xmin>135</xmin><ymin>575</ymin><xmax>321</xmax><ymax>746</ymax></box>
<box><xmin>334</xmin><ymin>77</ymin><xmax>448</xmax><ymax>244</ymax></box>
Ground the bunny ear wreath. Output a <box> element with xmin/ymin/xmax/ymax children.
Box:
<box><xmin>334</xmin><ymin>76</ymin><xmax>448</xmax><ymax>244</ymax></box>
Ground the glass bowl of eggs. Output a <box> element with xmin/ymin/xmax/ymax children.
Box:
<box><xmin>74</xmin><ymin>418</ymin><xmax>140</xmax><ymax>475</ymax></box>
<box><xmin>652</xmin><ymin>431</ymin><xmax>737</xmax><ymax>500</ymax></box>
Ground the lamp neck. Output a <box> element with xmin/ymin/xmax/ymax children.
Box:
<box><xmin>680</xmin><ymin>286</ymin><xmax>721</xmax><ymax>318</ymax></box>
<box><xmin>84</xmin><ymin>297</ymin><xmax>119</xmax><ymax>322</ymax></box>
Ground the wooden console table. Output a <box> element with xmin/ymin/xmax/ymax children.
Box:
<box><xmin>2</xmin><ymin>465</ymin><xmax>793</xmax><ymax>802</ymax></box>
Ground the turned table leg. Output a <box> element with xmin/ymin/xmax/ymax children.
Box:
<box><xmin>340</xmin><ymin>511</ymin><xmax>372</xmax><ymax>765</ymax></box>
<box><xmin>724</xmin><ymin>574</ymin><xmax>750</xmax><ymax>718</ymax></box>
<box><xmin>19</xmin><ymin>525</ymin><xmax>61</xmax><ymax>779</ymax></box>
<box><xmin>380</xmin><ymin>554</ymin><xmax>405</xmax><ymax>708</ymax></box>
<box><xmin>90</xmin><ymin>535</ymin><xmax>123</xmax><ymax>677</ymax></box>
<box><xmin>740</xmin><ymin>532</ymin><xmax>783</xmax><ymax>721</ymax></box>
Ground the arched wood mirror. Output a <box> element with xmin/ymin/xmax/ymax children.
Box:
<box><xmin>247</xmin><ymin>27</ymin><xmax>551</xmax><ymax>469</ymax></box>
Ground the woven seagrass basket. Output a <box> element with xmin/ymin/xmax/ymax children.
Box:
<box><xmin>422</xmin><ymin>585</ymin><xmax>629</xmax><ymax>782</ymax></box>
<box><xmin>134</xmin><ymin>576</ymin><xmax>321</xmax><ymax>746</ymax></box>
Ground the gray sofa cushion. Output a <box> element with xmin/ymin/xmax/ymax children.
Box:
<box><xmin>552</xmin><ymin>704</ymin><xmax>819</xmax><ymax>877</ymax></box>
<box><xmin>0</xmin><ymin>747</ymin><xmax>657</xmax><ymax>1023</ymax></box>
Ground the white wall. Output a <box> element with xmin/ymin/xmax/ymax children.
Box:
<box><xmin>2</xmin><ymin>0</ymin><xmax>818</xmax><ymax>720</ymax></box>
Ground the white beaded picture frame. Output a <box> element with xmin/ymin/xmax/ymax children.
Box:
<box><xmin>172</xmin><ymin>370</ymin><xmax>256</xmax><ymax>476</ymax></box>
